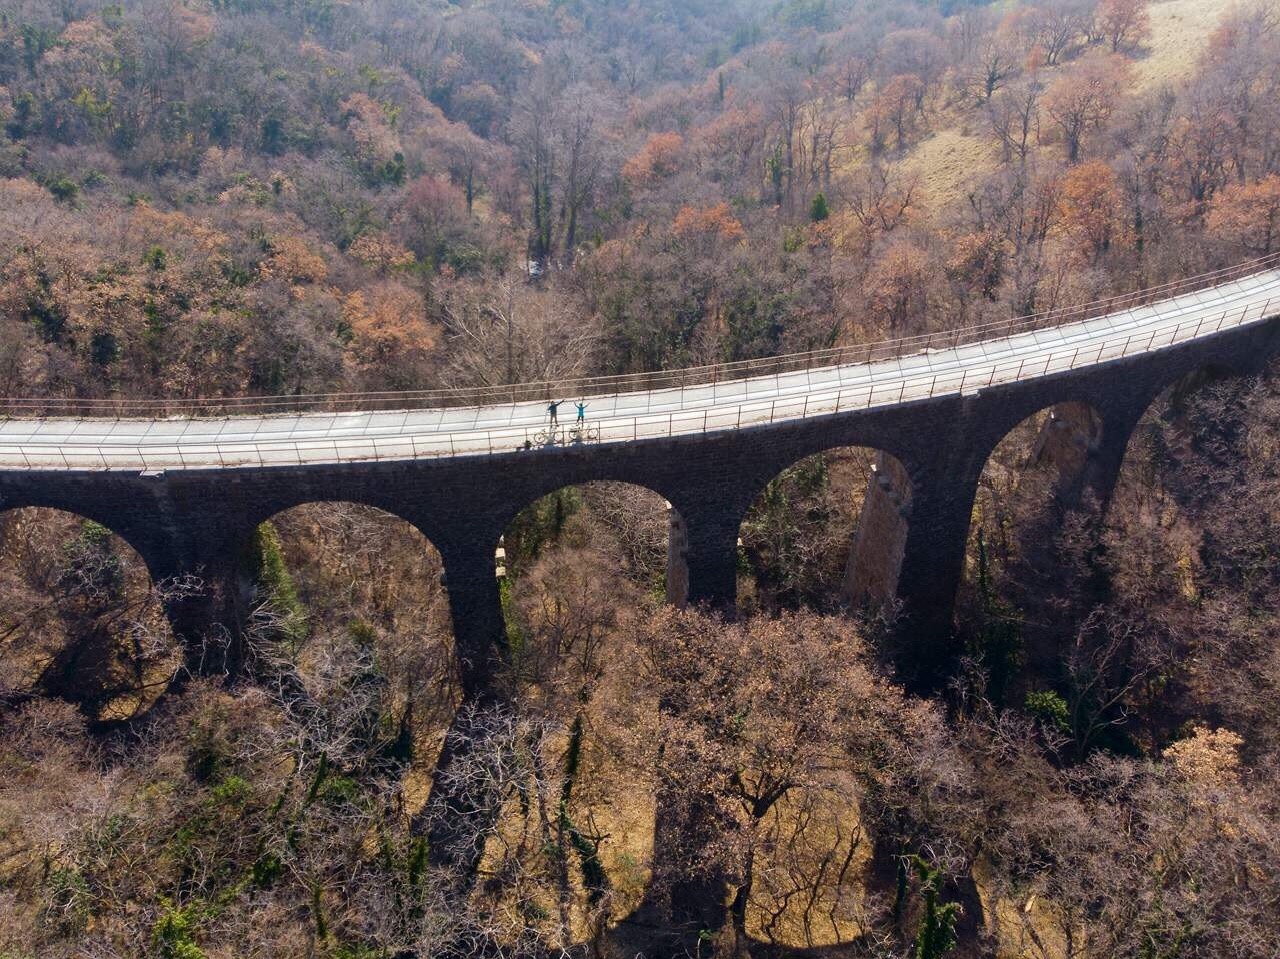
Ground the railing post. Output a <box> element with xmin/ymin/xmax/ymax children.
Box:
<box><xmin>16</xmin><ymin>259</ymin><xmax>1280</xmax><ymax>472</ymax></box>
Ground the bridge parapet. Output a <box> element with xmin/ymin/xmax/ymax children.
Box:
<box><xmin>2</xmin><ymin>262</ymin><xmax>1279</xmax><ymax>694</ymax></box>
<box><xmin>3</xmin><ymin>259</ymin><xmax>1279</xmax><ymax>472</ymax></box>
<box><xmin>2</xmin><ymin>253</ymin><xmax>1278</xmax><ymax>423</ymax></box>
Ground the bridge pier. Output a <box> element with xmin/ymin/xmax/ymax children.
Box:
<box><xmin>679</xmin><ymin>506</ymin><xmax>742</xmax><ymax>611</ymax></box>
<box><xmin>1087</xmin><ymin>402</ymin><xmax>1159</xmax><ymax>515</ymax></box>
<box><xmin>437</xmin><ymin>539</ymin><xmax>508</xmax><ymax>701</ymax></box>
<box><xmin>890</xmin><ymin>451</ymin><xmax>985</xmax><ymax>692</ymax></box>
<box><xmin>1029</xmin><ymin>402</ymin><xmax>1103</xmax><ymax>501</ymax></box>
<box><xmin>665</xmin><ymin>505</ymin><xmax>690</xmax><ymax>607</ymax></box>
<box><xmin>409</xmin><ymin>535</ymin><xmax>510</xmax><ymax>879</ymax></box>
<box><xmin>844</xmin><ymin>452</ymin><xmax>913</xmax><ymax>609</ymax></box>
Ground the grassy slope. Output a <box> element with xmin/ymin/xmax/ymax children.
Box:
<box><xmin>1136</xmin><ymin>0</ymin><xmax>1239</xmax><ymax>90</ymax></box>
<box><xmin>890</xmin><ymin>0</ymin><xmax>1238</xmax><ymax>213</ymax></box>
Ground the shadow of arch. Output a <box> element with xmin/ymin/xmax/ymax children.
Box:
<box><xmin>737</xmin><ymin>445</ymin><xmax>914</xmax><ymax>616</ymax></box>
<box><xmin>0</xmin><ymin>506</ymin><xmax>180</xmax><ymax>724</ymax></box>
<box><xmin>228</xmin><ymin>501</ymin><xmax>497</xmax><ymax>890</ymax></box>
<box><xmin>488</xmin><ymin>480</ymin><xmax>671</xmax><ymax>919</ymax></box>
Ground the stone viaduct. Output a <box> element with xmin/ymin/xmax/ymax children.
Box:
<box><xmin>2</xmin><ymin>307</ymin><xmax>1278</xmax><ymax>695</ymax></box>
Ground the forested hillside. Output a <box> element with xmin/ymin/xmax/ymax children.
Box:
<box><xmin>2</xmin><ymin>0</ymin><xmax>1280</xmax><ymax>957</ymax></box>
<box><xmin>2</xmin><ymin>0</ymin><xmax>1277</xmax><ymax>401</ymax></box>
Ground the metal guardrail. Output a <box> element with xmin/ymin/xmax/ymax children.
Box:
<box><xmin>2</xmin><ymin>281</ymin><xmax>1276</xmax><ymax>471</ymax></box>
<box><xmin>3</xmin><ymin>253</ymin><xmax>1279</xmax><ymax>420</ymax></box>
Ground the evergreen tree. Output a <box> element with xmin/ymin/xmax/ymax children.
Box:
<box><xmin>912</xmin><ymin>857</ymin><xmax>960</xmax><ymax>959</ymax></box>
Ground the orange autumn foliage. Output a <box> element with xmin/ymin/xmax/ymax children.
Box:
<box><xmin>867</xmin><ymin>243</ymin><xmax>931</xmax><ymax>333</ymax></box>
<box><xmin>260</xmin><ymin>236</ymin><xmax>328</xmax><ymax>285</ymax></box>
<box><xmin>342</xmin><ymin>281</ymin><xmax>435</xmax><ymax>368</ymax></box>
<box><xmin>622</xmin><ymin>132</ymin><xmax>684</xmax><ymax>187</ymax></box>
<box><xmin>1045</xmin><ymin>54</ymin><xmax>1132</xmax><ymax>164</ymax></box>
<box><xmin>1055</xmin><ymin>160</ymin><xmax>1125</xmax><ymax>260</ymax></box>
<box><xmin>671</xmin><ymin>202</ymin><xmax>745</xmax><ymax>244</ymax></box>
<box><xmin>1206</xmin><ymin>175</ymin><xmax>1280</xmax><ymax>256</ymax></box>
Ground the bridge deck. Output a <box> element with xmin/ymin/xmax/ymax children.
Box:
<box><xmin>4</xmin><ymin>268</ymin><xmax>1279</xmax><ymax>471</ymax></box>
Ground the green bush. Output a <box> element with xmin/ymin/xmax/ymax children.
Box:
<box><xmin>1025</xmin><ymin>689</ymin><xmax>1071</xmax><ymax>734</ymax></box>
<box><xmin>43</xmin><ymin>174</ymin><xmax>79</xmax><ymax>204</ymax></box>
<box><xmin>152</xmin><ymin>900</ymin><xmax>207</xmax><ymax>959</ymax></box>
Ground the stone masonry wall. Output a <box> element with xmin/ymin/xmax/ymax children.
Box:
<box><xmin>2</xmin><ymin>318</ymin><xmax>1277</xmax><ymax>691</ymax></box>
<box><xmin>842</xmin><ymin>452</ymin><xmax>912</xmax><ymax>609</ymax></box>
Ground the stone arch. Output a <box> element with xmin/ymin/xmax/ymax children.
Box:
<box><xmin>0</xmin><ymin>505</ymin><xmax>180</xmax><ymax>722</ymax></box>
<box><xmin>950</xmin><ymin>397</ymin><xmax>1115</xmax><ymax>703</ymax></box>
<box><xmin>498</xmin><ymin>478</ymin><xmax>675</xmax><ymax>603</ymax></box>
<box><xmin>0</xmin><ymin>494</ymin><xmax>169</xmax><ymax>585</ymax></box>
<box><xmin>482</xmin><ymin>478</ymin><xmax>675</xmax><ymax>892</ymax></box>
<box><xmin>246</xmin><ymin>499</ymin><xmax>458</xmax><ymax>651</ymax></box>
<box><xmin>234</xmin><ymin>490</ymin><xmax>440</xmax><ymax>557</ymax></box>
<box><xmin>1162</xmin><ymin>361</ymin><xmax>1247</xmax><ymax>406</ymax></box>
<box><xmin>736</xmin><ymin>444</ymin><xmax>916</xmax><ymax>615</ymax></box>
<box><xmin>246</xmin><ymin>499</ymin><xmax>463</xmax><ymax>755</ymax></box>
<box><xmin>966</xmin><ymin>399</ymin><xmax>1108</xmax><ymax>580</ymax></box>
<box><xmin>1116</xmin><ymin>359</ymin><xmax>1257</xmax><ymax>507</ymax></box>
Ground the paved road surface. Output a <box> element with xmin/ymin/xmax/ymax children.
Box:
<box><xmin>3</xmin><ymin>268</ymin><xmax>1279</xmax><ymax>471</ymax></box>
